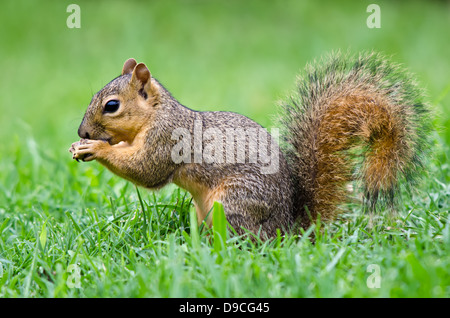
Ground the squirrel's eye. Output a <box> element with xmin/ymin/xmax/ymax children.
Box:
<box><xmin>104</xmin><ymin>100</ymin><xmax>120</xmax><ymax>113</ymax></box>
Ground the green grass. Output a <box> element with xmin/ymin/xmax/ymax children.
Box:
<box><xmin>0</xmin><ymin>142</ymin><xmax>449</xmax><ymax>297</ymax></box>
<box><xmin>0</xmin><ymin>0</ymin><xmax>449</xmax><ymax>298</ymax></box>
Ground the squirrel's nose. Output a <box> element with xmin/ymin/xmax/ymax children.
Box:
<box><xmin>78</xmin><ymin>126</ymin><xmax>90</xmax><ymax>139</ymax></box>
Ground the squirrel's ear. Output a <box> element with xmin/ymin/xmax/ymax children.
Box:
<box><xmin>130</xmin><ymin>63</ymin><xmax>157</xmax><ymax>100</ymax></box>
<box><xmin>131</xmin><ymin>63</ymin><xmax>151</xmax><ymax>87</ymax></box>
<box><xmin>122</xmin><ymin>58</ymin><xmax>137</xmax><ymax>75</ymax></box>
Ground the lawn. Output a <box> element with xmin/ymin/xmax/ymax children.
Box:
<box><xmin>0</xmin><ymin>0</ymin><xmax>449</xmax><ymax>298</ymax></box>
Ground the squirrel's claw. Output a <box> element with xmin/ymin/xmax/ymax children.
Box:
<box><xmin>70</xmin><ymin>139</ymin><xmax>108</xmax><ymax>162</ymax></box>
<box><xmin>70</xmin><ymin>139</ymin><xmax>92</xmax><ymax>162</ymax></box>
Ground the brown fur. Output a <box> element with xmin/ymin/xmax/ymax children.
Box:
<box><xmin>173</xmin><ymin>164</ymin><xmax>227</xmax><ymax>226</ymax></box>
<box><xmin>309</xmin><ymin>91</ymin><xmax>411</xmax><ymax>222</ymax></box>
<box><xmin>282</xmin><ymin>52</ymin><xmax>429</xmax><ymax>228</ymax></box>
<box><xmin>71</xmin><ymin>53</ymin><xmax>429</xmax><ymax>239</ymax></box>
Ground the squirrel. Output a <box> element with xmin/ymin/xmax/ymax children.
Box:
<box><xmin>69</xmin><ymin>52</ymin><xmax>430</xmax><ymax>239</ymax></box>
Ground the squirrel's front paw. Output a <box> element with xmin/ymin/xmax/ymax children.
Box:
<box><xmin>69</xmin><ymin>139</ymin><xmax>109</xmax><ymax>162</ymax></box>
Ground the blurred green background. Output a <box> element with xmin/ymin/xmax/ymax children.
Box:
<box><xmin>0</xmin><ymin>0</ymin><xmax>449</xmax><ymax>299</ymax></box>
<box><xmin>0</xmin><ymin>0</ymin><xmax>449</xmax><ymax>157</ymax></box>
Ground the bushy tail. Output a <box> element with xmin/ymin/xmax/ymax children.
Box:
<box><xmin>278</xmin><ymin>51</ymin><xmax>430</xmax><ymax>227</ymax></box>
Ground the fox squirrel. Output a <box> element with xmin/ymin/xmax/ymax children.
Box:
<box><xmin>69</xmin><ymin>52</ymin><xmax>430</xmax><ymax>238</ymax></box>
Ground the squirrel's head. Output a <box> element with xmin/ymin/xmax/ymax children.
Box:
<box><xmin>78</xmin><ymin>58</ymin><xmax>160</xmax><ymax>145</ymax></box>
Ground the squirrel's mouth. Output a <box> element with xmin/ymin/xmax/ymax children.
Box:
<box><xmin>101</xmin><ymin>129</ymin><xmax>135</xmax><ymax>146</ymax></box>
<box><xmin>100</xmin><ymin>137</ymin><xmax>114</xmax><ymax>145</ymax></box>
<box><xmin>104</xmin><ymin>137</ymin><xmax>118</xmax><ymax>146</ymax></box>
<box><xmin>104</xmin><ymin>136</ymin><xmax>128</xmax><ymax>146</ymax></box>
